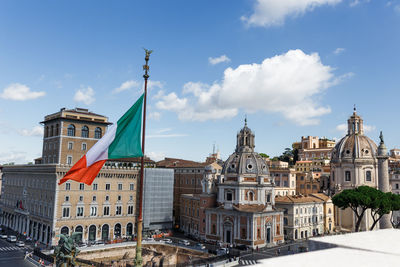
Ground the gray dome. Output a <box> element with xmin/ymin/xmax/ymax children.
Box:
<box><xmin>331</xmin><ymin>110</ymin><xmax>377</xmax><ymax>163</ymax></box>
<box><xmin>222</xmin><ymin>120</ymin><xmax>269</xmax><ymax>177</ymax></box>
<box><xmin>222</xmin><ymin>151</ymin><xmax>269</xmax><ymax>176</ymax></box>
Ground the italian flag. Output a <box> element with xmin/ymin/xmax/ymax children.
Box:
<box><xmin>59</xmin><ymin>94</ymin><xmax>144</xmax><ymax>185</ymax></box>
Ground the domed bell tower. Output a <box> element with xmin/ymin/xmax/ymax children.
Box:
<box><xmin>236</xmin><ymin>118</ymin><xmax>255</xmax><ymax>153</ymax></box>
<box><xmin>347</xmin><ymin>106</ymin><xmax>364</xmax><ymax>135</ymax></box>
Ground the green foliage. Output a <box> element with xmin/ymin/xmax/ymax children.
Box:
<box><xmin>259</xmin><ymin>153</ymin><xmax>269</xmax><ymax>158</ymax></box>
<box><xmin>333</xmin><ymin>186</ymin><xmax>400</xmax><ymax>231</ymax></box>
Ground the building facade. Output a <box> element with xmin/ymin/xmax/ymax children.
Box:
<box><xmin>330</xmin><ymin>109</ymin><xmax>390</xmax><ymax>231</ymax></box>
<box><xmin>292</xmin><ymin>136</ymin><xmax>335</xmax><ymax>161</ymax></box>
<box><xmin>270</xmin><ymin>168</ymin><xmax>296</xmax><ymax>196</ymax></box>
<box><xmin>0</xmin><ymin>164</ymin><xmax>138</xmax><ymax>245</ymax></box>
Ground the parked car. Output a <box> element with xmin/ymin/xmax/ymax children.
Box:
<box><xmin>7</xmin><ymin>236</ymin><xmax>17</xmax><ymax>242</ymax></box>
<box><xmin>144</xmin><ymin>237</ymin><xmax>155</xmax><ymax>242</ymax></box>
<box><xmin>15</xmin><ymin>241</ymin><xmax>25</xmax><ymax>247</ymax></box>
<box><xmin>95</xmin><ymin>240</ymin><xmax>105</xmax><ymax>246</ymax></box>
<box><xmin>179</xmin><ymin>240</ymin><xmax>190</xmax><ymax>246</ymax></box>
<box><xmin>0</xmin><ymin>234</ymin><xmax>7</xmax><ymax>239</ymax></box>
<box><xmin>163</xmin><ymin>239</ymin><xmax>173</xmax><ymax>244</ymax></box>
<box><xmin>195</xmin><ymin>243</ymin><xmax>206</xmax><ymax>250</ymax></box>
<box><xmin>216</xmin><ymin>248</ymin><xmax>229</xmax><ymax>256</ymax></box>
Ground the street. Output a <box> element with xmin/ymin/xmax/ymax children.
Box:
<box><xmin>0</xmin><ymin>238</ymin><xmax>30</xmax><ymax>267</ymax></box>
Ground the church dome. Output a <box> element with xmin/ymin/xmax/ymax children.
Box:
<box><xmin>331</xmin><ymin>109</ymin><xmax>377</xmax><ymax>163</ymax></box>
<box><xmin>221</xmin><ymin>119</ymin><xmax>269</xmax><ymax>177</ymax></box>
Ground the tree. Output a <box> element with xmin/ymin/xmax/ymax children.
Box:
<box><xmin>259</xmin><ymin>153</ymin><xmax>269</xmax><ymax>158</ymax></box>
<box><xmin>332</xmin><ymin>186</ymin><xmax>375</xmax><ymax>232</ymax></box>
<box><xmin>278</xmin><ymin>148</ymin><xmax>294</xmax><ymax>165</ymax></box>
<box><xmin>368</xmin><ymin>191</ymin><xmax>391</xmax><ymax>230</ymax></box>
<box><xmin>390</xmin><ymin>193</ymin><xmax>400</xmax><ymax>228</ymax></box>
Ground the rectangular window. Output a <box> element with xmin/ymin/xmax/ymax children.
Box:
<box><xmin>118</xmin><ymin>183</ymin><xmax>123</xmax><ymax>190</ymax></box>
<box><xmin>68</xmin><ymin>142</ymin><xmax>73</xmax><ymax>150</ymax></box>
<box><xmin>130</xmin><ymin>183</ymin><xmax>134</xmax><ymax>191</ymax></box>
<box><xmin>92</xmin><ymin>196</ymin><xmax>96</xmax><ymax>202</ymax></box>
<box><xmin>366</xmin><ymin>170</ymin><xmax>372</xmax><ymax>182</ymax></box>
<box><xmin>82</xmin><ymin>143</ymin><xmax>87</xmax><ymax>151</ymax></box>
<box><xmin>116</xmin><ymin>206</ymin><xmax>122</xmax><ymax>215</ymax></box>
<box><xmin>62</xmin><ymin>207</ymin><xmax>70</xmax><ymax>218</ymax></box>
<box><xmin>106</xmin><ymin>184</ymin><xmax>110</xmax><ymax>190</ymax></box>
<box><xmin>67</xmin><ymin>156</ymin><xmax>72</xmax><ymax>165</ymax></box>
<box><xmin>79</xmin><ymin>183</ymin><xmax>84</xmax><ymax>190</ymax></box>
<box><xmin>76</xmin><ymin>207</ymin><xmax>84</xmax><ymax>217</ymax></box>
<box><xmin>90</xmin><ymin>206</ymin><xmax>97</xmax><ymax>216</ymax></box>
<box><xmin>65</xmin><ymin>183</ymin><xmax>71</xmax><ymax>191</ymax></box>
<box><xmin>79</xmin><ymin>195</ymin><xmax>83</xmax><ymax>202</ymax></box>
<box><xmin>128</xmin><ymin>205</ymin><xmax>134</xmax><ymax>215</ymax></box>
<box><xmin>65</xmin><ymin>196</ymin><xmax>69</xmax><ymax>202</ymax></box>
<box><xmin>345</xmin><ymin>171</ymin><xmax>351</xmax><ymax>182</ymax></box>
<box><xmin>93</xmin><ymin>183</ymin><xmax>98</xmax><ymax>190</ymax></box>
<box><xmin>103</xmin><ymin>206</ymin><xmax>110</xmax><ymax>216</ymax></box>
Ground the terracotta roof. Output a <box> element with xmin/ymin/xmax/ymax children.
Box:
<box><xmin>156</xmin><ymin>157</ymin><xmax>207</xmax><ymax>168</ymax></box>
<box><xmin>275</xmin><ymin>195</ymin><xmax>325</xmax><ymax>204</ymax></box>
<box><xmin>233</xmin><ymin>204</ymin><xmax>268</xmax><ymax>213</ymax></box>
<box><xmin>309</xmin><ymin>193</ymin><xmax>331</xmax><ymax>201</ymax></box>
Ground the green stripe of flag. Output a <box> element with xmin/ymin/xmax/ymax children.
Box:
<box><xmin>108</xmin><ymin>94</ymin><xmax>144</xmax><ymax>159</ymax></box>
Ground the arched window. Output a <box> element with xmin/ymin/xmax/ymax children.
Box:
<box><xmin>45</xmin><ymin>126</ymin><xmax>49</xmax><ymax>138</ymax></box>
<box><xmin>94</xmin><ymin>127</ymin><xmax>102</xmax><ymax>139</ymax></box>
<box><xmin>126</xmin><ymin>223</ymin><xmax>133</xmax><ymax>237</ymax></box>
<box><xmin>56</xmin><ymin>124</ymin><xmax>59</xmax><ymax>135</ymax></box>
<box><xmin>328</xmin><ymin>208</ymin><xmax>332</xmax><ymax>214</ymax></box>
<box><xmin>88</xmin><ymin>225</ymin><xmax>96</xmax><ymax>241</ymax></box>
<box><xmin>67</xmin><ymin>124</ymin><xmax>75</xmax><ymax>136</ymax></box>
<box><xmin>226</xmin><ymin>191</ymin><xmax>233</xmax><ymax>201</ymax></box>
<box><xmin>345</xmin><ymin>171</ymin><xmax>351</xmax><ymax>182</ymax></box>
<box><xmin>61</xmin><ymin>226</ymin><xmax>69</xmax><ymax>236</ymax></box>
<box><xmin>81</xmin><ymin>126</ymin><xmax>89</xmax><ymax>138</ymax></box>
<box><xmin>102</xmin><ymin>224</ymin><xmax>109</xmax><ymax>241</ymax></box>
<box><xmin>114</xmin><ymin>223</ymin><xmax>121</xmax><ymax>238</ymax></box>
<box><xmin>75</xmin><ymin>226</ymin><xmax>83</xmax><ymax>242</ymax></box>
<box><xmin>248</xmin><ymin>191</ymin><xmax>254</xmax><ymax>202</ymax></box>
<box><xmin>50</xmin><ymin>125</ymin><xmax>54</xmax><ymax>137</ymax></box>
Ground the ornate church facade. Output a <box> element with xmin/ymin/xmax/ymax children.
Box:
<box><xmin>202</xmin><ymin>121</ymin><xmax>284</xmax><ymax>248</ymax></box>
<box><xmin>330</xmin><ymin>108</ymin><xmax>390</xmax><ymax>231</ymax></box>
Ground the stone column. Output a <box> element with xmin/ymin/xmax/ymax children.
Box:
<box><xmin>377</xmin><ymin>132</ymin><xmax>391</xmax><ymax>229</ymax></box>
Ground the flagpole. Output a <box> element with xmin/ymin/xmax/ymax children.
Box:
<box><xmin>135</xmin><ymin>48</ymin><xmax>152</xmax><ymax>267</ymax></box>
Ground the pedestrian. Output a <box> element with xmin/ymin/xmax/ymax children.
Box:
<box><xmin>256</xmin><ymin>246</ymin><xmax>259</xmax><ymax>252</ymax></box>
<box><xmin>278</xmin><ymin>248</ymin><xmax>281</xmax><ymax>255</ymax></box>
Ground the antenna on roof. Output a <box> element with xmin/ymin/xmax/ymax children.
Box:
<box><xmin>353</xmin><ymin>104</ymin><xmax>356</xmax><ymax>113</ymax></box>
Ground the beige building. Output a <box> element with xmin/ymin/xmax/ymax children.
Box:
<box><xmin>270</xmin><ymin>168</ymin><xmax>296</xmax><ymax>196</ymax></box>
<box><xmin>292</xmin><ymin>136</ymin><xmax>335</xmax><ymax>161</ymax></box>
<box><xmin>0</xmin><ymin>107</ymin><xmax>152</xmax><ymax>246</ymax></box>
<box><xmin>41</xmin><ymin>107</ymin><xmax>110</xmax><ymax>165</ymax></box>
<box><xmin>0</xmin><ymin>164</ymin><xmax>138</xmax><ymax>245</ymax></box>
<box><xmin>275</xmin><ymin>193</ymin><xmax>334</xmax><ymax>240</ymax></box>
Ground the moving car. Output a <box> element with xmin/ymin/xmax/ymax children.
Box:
<box><xmin>179</xmin><ymin>240</ymin><xmax>190</xmax><ymax>246</ymax></box>
<box><xmin>216</xmin><ymin>248</ymin><xmax>229</xmax><ymax>255</ymax></box>
<box><xmin>0</xmin><ymin>234</ymin><xmax>7</xmax><ymax>239</ymax></box>
<box><xmin>15</xmin><ymin>241</ymin><xmax>25</xmax><ymax>247</ymax></box>
<box><xmin>7</xmin><ymin>235</ymin><xmax>17</xmax><ymax>242</ymax></box>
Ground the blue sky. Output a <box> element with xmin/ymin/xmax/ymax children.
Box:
<box><xmin>0</xmin><ymin>0</ymin><xmax>399</xmax><ymax>163</ymax></box>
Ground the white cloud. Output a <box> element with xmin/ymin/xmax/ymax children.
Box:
<box><xmin>148</xmin><ymin>111</ymin><xmax>161</xmax><ymax>120</ymax></box>
<box><xmin>147</xmin><ymin>133</ymin><xmax>188</xmax><ymax>139</ymax></box>
<box><xmin>334</xmin><ymin>47</ymin><xmax>345</xmax><ymax>55</ymax></box>
<box><xmin>146</xmin><ymin>151</ymin><xmax>165</xmax><ymax>162</ymax></box>
<box><xmin>349</xmin><ymin>0</ymin><xmax>371</xmax><ymax>7</ymax></box>
<box><xmin>0</xmin><ymin>83</ymin><xmax>46</xmax><ymax>101</ymax></box>
<box><xmin>0</xmin><ymin>150</ymin><xmax>31</xmax><ymax>164</ymax></box>
<box><xmin>364</xmin><ymin>124</ymin><xmax>376</xmax><ymax>132</ymax></box>
<box><xmin>156</xmin><ymin>49</ymin><xmax>347</xmax><ymax>125</ymax></box>
<box><xmin>209</xmin><ymin>55</ymin><xmax>231</xmax><ymax>65</ymax></box>
<box><xmin>74</xmin><ymin>86</ymin><xmax>95</xmax><ymax>105</ymax></box>
<box><xmin>19</xmin><ymin>126</ymin><xmax>43</xmax><ymax>137</ymax></box>
<box><xmin>148</xmin><ymin>80</ymin><xmax>164</xmax><ymax>90</ymax></box>
<box><xmin>113</xmin><ymin>80</ymin><xmax>139</xmax><ymax>94</ymax></box>
<box><xmin>241</xmin><ymin>0</ymin><xmax>342</xmax><ymax>27</ymax></box>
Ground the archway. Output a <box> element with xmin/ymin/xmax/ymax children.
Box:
<box><xmin>61</xmin><ymin>226</ymin><xmax>69</xmax><ymax>236</ymax></box>
<box><xmin>102</xmin><ymin>224</ymin><xmax>109</xmax><ymax>241</ymax></box>
<box><xmin>265</xmin><ymin>223</ymin><xmax>272</xmax><ymax>244</ymax></box>
<box><xmin>88</xmin><ymin>225</ymin><xmax>96</xmax><ymax>242</ymax></box>
<box><xmin>114</xmin><ymin>223</ymin><xmax>121</xmax><ymax>238</ymax></box>
<box><xmin>126</xmin><ymin>223</ymin><xmax>133</xmax><ymax>237</ymax></box>
<box><xmin>223</xmin><ymin>222</ymin><xmax>233</xmax><ymax>244</ymax></box>
<box><xmin>75</xmin><ymin>226</ymin><xmax>83</xmax><ymax>242</ymax></box>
